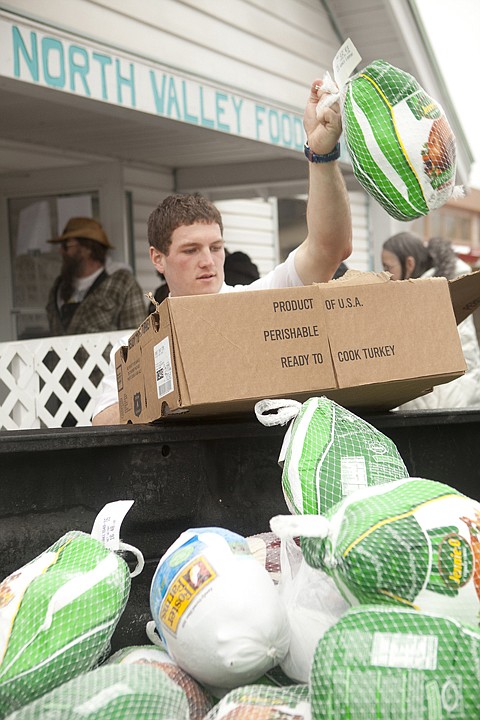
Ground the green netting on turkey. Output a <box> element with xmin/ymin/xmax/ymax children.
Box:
<box><xmin>0</xmin><ymin>531</ymin><xmax>130</xmax><ymax>717</ymax></box>
<box><xmin>4</xmin><ymin>664</ymin><xmax>189</xmax><ymax>719</ymax></box>
<box><xmin>341</xmin><ymin>59</ymin><xmax>457</xmax><ymax>221</ymax></box>
<box><xmin>107</xmin><ymin>645</ymin><xmax>214</xmax><ymax>719</ymax></box>
<box><xmin>282</xmin><ymin>396</ymin><xmax>408</xmax><ymax>515</ymax></box>
<box><xmin>203</xmin><ymin>683</ymin><xmax>310</xmax><ymax>719</ymax></box>
<box><xmin>310</xmin><ymin>605</ymin><xmax>480</xmax><ymax>720</ymax></box>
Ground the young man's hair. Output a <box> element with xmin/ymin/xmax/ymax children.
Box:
<box><xmin>147</xmin><ymin>193</ymin><xmax>224</xmax><ymax>254</ymax></box>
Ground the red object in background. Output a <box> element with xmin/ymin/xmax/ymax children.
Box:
<box><xmin>453</xmin><ymin>245</ymin><xmax>480</xmax><ymax>268</ymax></box>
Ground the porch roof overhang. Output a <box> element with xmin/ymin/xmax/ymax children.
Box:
<box><xmin>0</xmin><ymin>1</ymin><xmax>473</xmax><ymax>199</ymax></box>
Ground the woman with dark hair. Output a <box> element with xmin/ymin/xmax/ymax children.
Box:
<box><xmin>381</xmin><ymin>232</ymin><xmax>480</xmax><ymax>409</ymax></box>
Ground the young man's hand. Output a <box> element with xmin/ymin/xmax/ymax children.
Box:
<box><xmin>303</xmin><ymin>78</ymin><xmax>342</xmax><ymax>155</ymax></box>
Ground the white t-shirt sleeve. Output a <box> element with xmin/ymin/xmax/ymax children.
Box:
<box><xmin>91</xmin><ymin>333</ymin><xmax>130</xmax><ymax>418</ymax></box>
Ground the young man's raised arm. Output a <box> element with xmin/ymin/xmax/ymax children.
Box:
<box><xmin>294</xmin><ymin>78</ymin><xmax>352</xmax><ymax>285</ymax></box>
<box><xmin>91</xmin><ymin>80</ymin><xmax>352</xmax><ymax>427</ymax></box>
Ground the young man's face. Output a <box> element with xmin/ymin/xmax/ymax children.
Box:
<box><xmin>150</xmin><ymin>222</ymin><xmax>225</xmax><ymax>297</ymax></box>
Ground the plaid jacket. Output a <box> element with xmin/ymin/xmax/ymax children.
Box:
<box><xmin>46</xmin><ymin>268</ymin><xmax>148</xmax><ymax>336</ymax></box>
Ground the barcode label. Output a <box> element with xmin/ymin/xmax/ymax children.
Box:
<box><xmin>154</xmin><ymin>337</ymin><xmax>174</xmax><ymax>399</ymax></box>
<box><xmin>371</xmin><ymin>632</ymin><xmax>438</xmax><ymax>670</ymax></box>
<box><xmin>341</xmin><ymin>456</ymin><xmax>368</xmax><ymax>495</ymax></box>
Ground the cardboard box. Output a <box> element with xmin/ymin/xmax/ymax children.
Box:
<box><xmin>116</xmin><ymin>270</ymin><xmax>480</xmax><ymax>423</ymax></box>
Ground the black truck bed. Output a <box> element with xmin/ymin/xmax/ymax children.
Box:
<box><xmin>1</xmin><ymin>408</ymin><xmax>477</xmax><ymax>650</ymax></box>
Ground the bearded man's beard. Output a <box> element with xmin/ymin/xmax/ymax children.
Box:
<box><xmin>59</xmin><ymin>255</ymin><xmax>79</xmax><ymax>302</ymax></box>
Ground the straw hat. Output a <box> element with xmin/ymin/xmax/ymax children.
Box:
<box><xmin>49</xmin><ymin>217</ymin><xmax>113</xmax><ymax>249</ymax></box>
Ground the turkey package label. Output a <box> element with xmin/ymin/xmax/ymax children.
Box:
<box><xmin>310</xmin><ymin>605</ymin><xmax>480</xmax><ymax>720</ymax></box>
<box><xmin>300</xmin><ymin>478</ymin><xmax>480</xmax><ymax>628</ymax></box>
<box><xmin>150</xmin><ymin>527</ymin><xmax>290</xmax><ymax>689</ymax></box>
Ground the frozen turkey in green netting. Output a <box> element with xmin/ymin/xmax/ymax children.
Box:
<box><xmin>298</xmin><ymin>477</ymin><xmax>480</xmax><ymax>627</ymax></box>
<box><xmin>107</xmin><ymin>645</ymin><xmax>214</xmax><ymax>720</ymax></box>
<box><xmin>341</xmin><ymin>59</ymin><xmax>460</xmax><ymax>221</ymax></box>
<box><xmin>309</xmin><ymin>605</ymin><xmax>480</xmax><ymax>720</ymax></box>
<box><xmin>4</xmin><ymin>664</ymin><xmax>189</xmax><ymax>719</ymax></box>
<box><xmin>0</xmin><ymin>531</ymin><xmax>131</xmax><ymax>718</ymax></box>
<box><xmin>280</xmin><ymin>396</ymin><xmax>409</xmax><ymax>515</ymax></box>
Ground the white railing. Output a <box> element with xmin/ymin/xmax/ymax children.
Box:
<box><xmin>0</xmin><ymin>330</ymin><xmax>130</xmax><ymax>430</ymax></box>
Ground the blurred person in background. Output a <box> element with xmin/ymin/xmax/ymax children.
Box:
<box><xmin>223</xmin><ymin>248</ymin><xmax>260</xmax><ymax>285</ymax></box>
<box><xmin>332</xmin><ymin>261</ymin><xmax>348</xmax><ymax>279</ymax></box>
<box><xmin>382</xmin><ymin>231</ymin><xmax>480</xmax><ymax>409</ymax></box>
<box><xmin>46</xmin><ymin>217</ymin><xmax>147</xmax><ymax>335</ymax></box>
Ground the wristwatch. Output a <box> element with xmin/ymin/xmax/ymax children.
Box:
<box><xmin>304</xmin><ymin>142</ymin><xmax>341</xmax><ymax>163</ymax></box>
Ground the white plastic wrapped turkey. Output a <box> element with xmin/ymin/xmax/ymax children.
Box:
<box><xmin>150</xmin><ymin>527</ymin><xmax>290</xmax><ymax>690</ymax></box>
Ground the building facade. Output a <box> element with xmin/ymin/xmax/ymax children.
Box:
<box><xmin>0</xmin><ymin>0</ymin><xmax>473</xmax><ymax>339</ymax></box>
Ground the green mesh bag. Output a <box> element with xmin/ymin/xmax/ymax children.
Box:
<box><xmin>0</xmin><ymin>531</ymin><xmax>131</xmax><ymax>717</ymax></box>
<box><xmin>341</xmin><ymin>59</ymin><xmax>458</xmax><ymax>220</ymax></box>
<box><xmin>203</xmin><ymin>683</ymin><xmax>310</xmax><ymax>719</ymax></box>
<box><xmin>107</xmin><ymin>645</ymin><xmax>214</xmax><ymax>720</ymax></box>
<box><xmin>256</xmin><ymin>397</ymin><xmax>409</xmax><ymax>515</ymax></box>
<box><xmin>4</xmin><ymin>664</ymin><xmax>189</xmax><ymax>719</ymax></box>
<box><xmin>271</xmin><ymin>478</ymin><xmax>480</xmax><ymax>628</ymax></box>
<box><xmin>310</xmin><ymin>605</ymin><xmax>480</xmax><ymax>720</ymax></box>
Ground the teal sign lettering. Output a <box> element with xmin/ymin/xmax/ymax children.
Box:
<box><xmin>69</xmin><ymin>45</ymin><xmax>90</xmax><ymax>94</ymax></box>
<box><xmin>9</xmin><ymin>22</ymin><xmax>304</xmax><ymax>151</ymax></box>
<box><xmin>41</xmin><ymin>37</ymin><xmax>65</xmax><ymax>88</ymax></box>
<box><xmin>92</xmin><ymin>52</ymin><xmax>112</xmax><ymax>100</ymax></box>
<box><xmin>13</xmin><ymin>26</ymin><xmax>38</xmax><ymax>80</ymax></box>
<box><xmin>115</xmin><ymin>58</ymin><xmax>135</xmax><ymax>107</ymax></box>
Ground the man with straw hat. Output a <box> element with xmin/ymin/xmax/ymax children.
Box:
<box><xmin>46</xmin><ymin>217</ymin><xmax>147</xmax><ymax>335</ymax></box>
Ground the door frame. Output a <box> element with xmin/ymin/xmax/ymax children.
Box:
<box><xmin>0</xmin><ymin>161</ymin><xmax>126</xmax><ymax>340</ymax></box>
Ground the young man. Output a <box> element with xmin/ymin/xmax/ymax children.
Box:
<box><xmin>46</xmin><ymin>217</ymin><xmax>147</xmax><ymax>335</ymax></box>
<box><xmin>92</xmin><ymin>77</ymin><xmax>352</xmax><ymax>425</ymax></box>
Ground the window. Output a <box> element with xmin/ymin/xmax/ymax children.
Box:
<box><xmin>412</xmin><ymin>207</ymin><xmax>473</xmax><ymax>246</ymax></box>
<box><xmin>8</xmin><ymin>192</ymin><xmax>100</xmax><ymax>339</ymax></box>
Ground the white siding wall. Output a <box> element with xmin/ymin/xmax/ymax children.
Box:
<box><xmin>123</xmin><ymin>165</ymin><xmax>174</xmax><ymax>296</ymax></box>
<box><xmin>278</xmin><ymin>190</ymin><xmax>372</xmax><ymax>274</ymax></box>
<box><xmin>348</xmin><ymin>191</ymin><xmax>371</xmax><ymax>272</ymax></box>
<box><xmin>216</xmin><ymin>198</ymin><xmax>279</xmax><ymax>276</ymax></box>
<box><xmin>9</xmin><ymin>0</ymin><xmax>340</xmax><ymax>110</ymax></box>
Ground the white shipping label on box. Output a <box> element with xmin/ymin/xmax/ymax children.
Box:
<box><xmin>154</xmin><ymin>337</ymin><xmax>174</xmax><ymax>399</ymax></box>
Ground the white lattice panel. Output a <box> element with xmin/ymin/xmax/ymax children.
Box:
<box><xmin>0</xmin><ymin>331</ymin><xmax>130</xmax><ymax>430</ymax></box>
<box><xmin>0</xmin><ymin>344</ymin><xmax>38</xmax><ymax>430</ymax></box>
